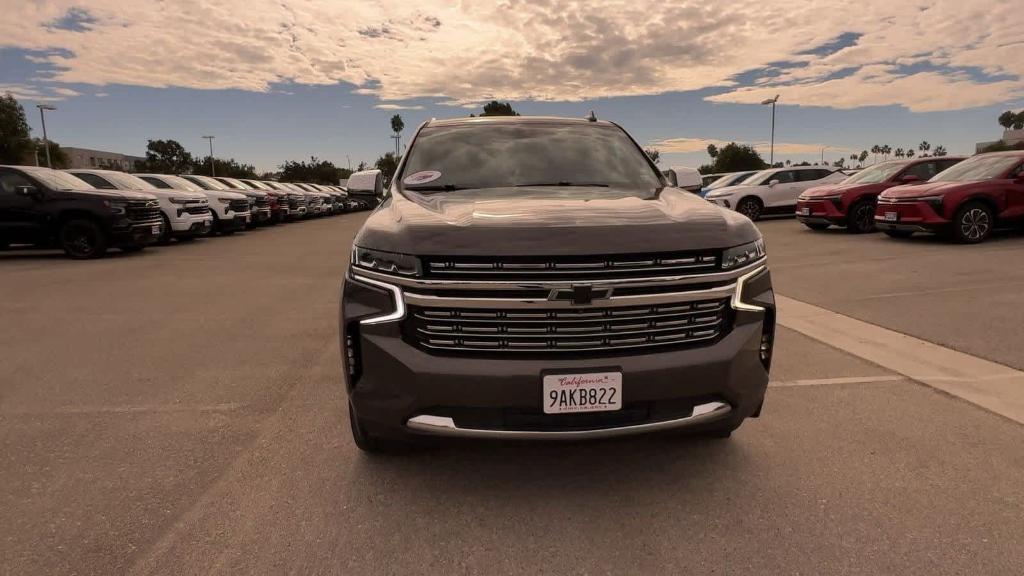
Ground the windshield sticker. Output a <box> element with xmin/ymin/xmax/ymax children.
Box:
<box><xmin>403</xmin><ymin>171</ymin><xmax>442</xmax><ymax>186</ymax></box>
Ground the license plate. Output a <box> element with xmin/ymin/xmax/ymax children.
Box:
<box><xmin>151</xmin><ymin>224</ymin><xmax>161</xmax><ymax>235</ymax></box>
<box><xmin>543</xmin><ymin>372</ymin><xmax>622</xmax><ymax>414</ymax></box>
<box><xmin>800</xmin><ymin>207</ymin><xmax>811</xmax><ymax>216</ymax></box>
<box><xmin>884</xmin><ymin>211</ymin><xmax>898</xmax><ymax>222</ymax></box>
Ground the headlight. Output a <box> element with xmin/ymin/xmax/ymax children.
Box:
<box><xmin>352</xmin><ymin>247</ymin><xmax>422</xmax><ymax>276</ymax></box>
<box><xmin>217</xmin><ymin>198</ymin><xmax>233</xmax><ymax>204</ymax></box>
<box><xmin>104</xmin><ymin>200</ymin><xmax>129</xmax><ymax>214</ymax></box>
<box><xmin>916</xmin><ymin>195</ymin><xmax>944</xmax><ymax>211</ymax></box>
<box><xmin>169</xmin><ymin>197</ymin><xmax>195</xmax><ymax>204</ymax></box>
<box><xmin>721</xmin><ymin>238</ymin><xmax>766</xmax><ymax>270</ymax></box>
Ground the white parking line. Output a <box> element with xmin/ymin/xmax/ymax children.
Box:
<box><xmin>770</xmin><ymin>375</ymin><xmax>905</xmax><ymax>387</ymax></box>
<box><xmin>776</xmin><ymin>295</ymin><xmax>1024</xmax><ymax>425</ymax></box>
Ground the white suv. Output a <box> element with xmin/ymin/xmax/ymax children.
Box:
<box><xmin>704</xmin><ymin>166</ymin><xmax>846</xmax><ymax>220</ymax></box>
<box><xmin>68</xmin><ymin>169</ymin><xmax>213</xmax><ymax>243</ymax></box>
<box><xmin>136</xmin><ymin>174</ymin><xmax>251</xmax><ymax>235</ymax></box>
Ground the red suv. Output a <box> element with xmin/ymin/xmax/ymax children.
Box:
<box><xmin>796</xmin><ymin>157</ymin><xmax>964</xmax><ymax>233</ymax></box>
<box><xmin>875</xmin><ymin>151</ymin><xmax>1024</xmax><ymax>243</ymax></box>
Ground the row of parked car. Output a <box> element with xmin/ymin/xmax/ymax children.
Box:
<box><xmin>0</xmin><ymin>165</ymin><xmax>382</xmax><ymax>258</ymax></box>
<box><xmin>698</xmin><ymin>150</ymin><xmax>1024</xmax><ymax>244</ymax></box>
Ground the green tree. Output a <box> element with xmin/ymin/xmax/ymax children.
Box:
<box><xmin>710</xmin><ymin>142</ymin><xmax>768</xmax><ymax>173</ymax></box>
<box><xmin>858</xmin><ymin>150</ymin><xmax>869</xmax><ymax>164</ymax></box>
<box><xmin>998</xmin><ymin>110</ymin><xmax>1017</xmax><ymax>131</ymax></box>
<box><xmin>390</xmin><ymin>114</ymin><xmax>405</xmax><ymax>156</ymax></box>
<box><xmin>29</xmin><ymin>138</ymin><xmax>69</xmax><ymax>168</ymax></box>
<box><xmin>1014</xmin><ymin>112</ymin><xmax>1024</xmax><ymax>130</ymax></box>
<box><xmin>192</xmin><ymin>157</ymin><xmax>258</xmax><ymax>179</ymax></box>
<box><xmin>374</xmin><ymin>152</ymin><xmax>400</xmax><ymax>185</ymax></box>
<box><xmin>479</xmin><ymin>101</ymin><xmax>519</xmax><ymax>116</ymax></box>
<box><xmin>918</xmin><ymin>141</ymin><xmax>930</xmax><ymax>156</ymax></box>
<box><xmin>894</xmin><ymin>147</ymin><xmax>905</xmax><ymax>159</ymax></box>
<box><xmin>644</xmin><ymin>148</ymin><xmax>661</xmax><ymax>164</ymax></box>
<box><xmin>881</xmin><ymin>145</ymin><xmax>891</xmax><ymax>159</ymax></box>
<box><xmin>142</xmin><ymin>139</ymin><xmax>194</xmax><ymax>174</ymax></box>
<box><xmin>905</xmin><ymin>148</ymin><xmax>915</xmax><ymax>159</ymax></box>
<box><xmin>0</xmin><ymin>93</ymin><xmax>33</xmax><ymax>165</ymax></box>
<box><xmin>356</xmin><ymin>161</ymin><xmax>368</xmax><ymax>172</ymax></box>
<box><xmin>849</xmin><ymin>153</ymin><xmax>858</xmax><ymax>166</ymax></box>
<box><xmin>932</xmin><ymin>145</ymin><xmax>947</xmax><ymax>157</ymax></box>
<box><xmin>279</xmin><ymin>156</ymin><xmax>349</xmax><ymax>184</ymax></box>
<box><xmin>706</xmin><ymin>144</ymin><xmax>719</xmax><ymax>158</ymax></box>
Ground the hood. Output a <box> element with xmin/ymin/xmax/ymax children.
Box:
<box><xmin>356</xmin><ymin>186</ymin><xmax>761</xmax><ymax>256</ymax></box>
<box><xmin>141</xmin><ymin>188</ymin><xmax>207</xmax><ymax>201</ymax></box>
<box><xmin>881</xmin><ymin>181</ymin><xmax>965</xmax><ymax>199</ymax></box>
<box><xmin>233</xmin><ymin>189</ymin><xmax>268</xmax><ymax>199</ymax></box>
<box><xmin>802</xmin><ymin>181</ymin><xmax>886</xmax><ymax>198</ymax></box>
<box><xmin>202</xmin><ymin>189</ymin><xmax>248</xmax><ymax>200</ymax></box>
<box><xmin>66</xmin><ymin>188</ymin><xmax>158</xmax><ymax>201</ymax></box>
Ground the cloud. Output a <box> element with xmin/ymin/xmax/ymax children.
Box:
<box><xmin>649</xmin><ymin>137</ymin><xmax>855</xmax><ymax>156</ymax></box>
<box><xmin>373</xmin><ymin>104</ymin><xmax>425</xmax><ymax>110</ymax></box>
<box><xmin>0</xmin><ymin>83</ymin><xmax>66</xmax><ymax>102</ymax></box>
<box><xmin>0</xmin><ymin>1</ymin><xmax>1021</xmax><ymax>112</ymax></box>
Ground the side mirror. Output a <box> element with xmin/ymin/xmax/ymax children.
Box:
<box><xmin>15</xmin><ymin>185</ymin><xmax>39</xmax><ymax>197</ymax></box>
<box><xmin>768</xmin><ymin>179</ymin><xmax>780</xmax><ymax>187</ymax></box>
<box><xmin>899</xmin><ymin>174</ymin><xmax>920</xmax><ymax>183</ymax></box>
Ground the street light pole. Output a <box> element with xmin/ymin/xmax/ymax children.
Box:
<box><xmin>36</xmin><ymin>104</ymin><xmax>57</xmax><ymax>168</ymax></box>
<box><xmin>202</xmin><ymin>135</ymin><xmax>216</xmax><ymax>177</ymax></box>
<box><xmin>760</xmin><ymin>95</ymin><xmax>779</xmax><ymax>166</ymax></box>
<box><xmin>820</xmin><ymin>146</ymin><xmax>828</xmax><ymax>165</ymax></box>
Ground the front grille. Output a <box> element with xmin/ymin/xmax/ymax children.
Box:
<box><xmin>290</xmin><ymin>197</ymin><xmax>308</xmax><ymax>209</ymax></box>
<box><xmin>126</xmin><ymin>200</ymin><xmax>161</xmax><ymax>222</ymax></box>
<box><xmin>309</xmin><ymin>197</ymin><xmax>324</xmax><ymax>208</ymax></box>
<box><xmin>406</xmin><ymin>298</ymin><xmax>729</xmax><ymax>353</ymax></box>
<box><xmin>184</xmin><ymin>204</ymin><xmax>210</xmax><ymax>215</ymax></box>
<box><xmin>423</xmin><ymin>252</ymin><xmax>719</xmax><ymax>281</ymax></box>
<box><xmin>255</xmin><ymin>197</ymin><xmax>271</xmax><ymax>208</ymax></box>
<box><xmin>229</xmin><ymin>199</ymin><xmax>250</xmax><ymax>212</ymax></box>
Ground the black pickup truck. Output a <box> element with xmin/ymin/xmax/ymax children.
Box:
<box><xmin>0</xmin><ymin>165</ymin><xmax>163</xmax><ymax>258</ymax></box>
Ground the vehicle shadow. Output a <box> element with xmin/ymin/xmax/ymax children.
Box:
<box><xmin>0</xmin><ymin>245</ymin><xmax>158</xmax><ymax>261</ymax></box>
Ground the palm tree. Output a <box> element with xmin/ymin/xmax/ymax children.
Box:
<box><xmin>883</xmin><ymin>145</ymin><xmax>892</xmax><ymax>160</ymax></box>
<box><xmin>894</xmin><ymin>148</ymin><xmax>905</xmax><ymax>159</ymax></box>
<box><xmin>919</xmin><ymin>141</ymin><xmax>931</xmax><ymax>156</ymax></box>
<box><xmin>871</xmin><ymin>145</ymin><xmax>880</xmax><ymax>163</ymax></box>
<box><xmin>933</xmin><ymin>145</ymin><xmax>947</xmax><ymax>157</ymax></box>
<box><xmin>999</xmin><ymin>110</ymin><xmax>1017</xmax><ymax>131</ymax></box>
<box><xmin>859</xmin><ymin>150</ymin><xmax>868</xmax><ymax>165</ymax></box>
<box><xmin>906</xmin><ymin>149</ymin><xmax>915</xmax><ymax>159</ymax></box>
<box><xmin>390</xmin><ymin>114</ymin><xmax>405</xmax><ymax>156</ymax></box>
<box><xmin>849</xmin><ymin>153</ymin><xmax>858</xmax><ymax>166</ymax></box>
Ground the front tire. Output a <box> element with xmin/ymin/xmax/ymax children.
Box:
<box><xmin>952</xmin><ymin>201</ymin><xmax>993</xmax><ymax>244</ymax></box>
<box><xmin>59</xmin><ymin>219</ymin><xmax>108</xmax><ymax>259</ymax></box>
<box><xmin>846</xmin><ymin>200</ymin><xmax>876</xmax><ymax>234</ymax></box>
<box><xmin>736</xmin><ymin>197</ymin><xmax>763</xmax><ymax>221</ymax></box>
<box><xmin>156</xmin><ymin>214</ymin><xmax>172</xmax><ymax>245</ymax></box>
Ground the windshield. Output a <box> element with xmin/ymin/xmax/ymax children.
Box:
<box><xmin>104</xmin><ymin>172</ymin><xmax>156</xmax><ymax>190</ymax></box>
<box><xmin>842</xmin><ymin>162</ymin><xmax>907</xmax><ymax>184</ymax></box>
<box><xmin>400</xmin><ymin>123</ymin><xmax>662</xmax><ymax>192</ymax></box>
<box><xmin>706</xmin><ymin>172</ymin><xmax>753</xmax><ymax>190</ymax></box>
<box><xmin>157</xmin><ymin>175</ymin><xmax>203</xmax><ymax>191</ymax></box>
<box><xmin>183</xmin><ymin>175</ymin><xmax>226</xmax><ymax>190</ymax></box>
<box><xmin>930</xmin><ymin>155</ymin><xmax>1021</xmax><ymax>182</ymax></box>
<box><xmin>22</xmin><ymin>168</ymin><xmax>94</xmax><ymax>191</ymax></box>
<box><xmin>739</xmin><ymin>170</ymin><xmax>776</xmax><ymax>186</ymax></box>
<box><xmin>216</xmin><ymin>178</ymin><xmax>247</xmax><ymax>189</ymax></box>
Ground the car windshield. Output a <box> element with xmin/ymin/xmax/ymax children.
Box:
<box><xmin>217</xmin><ymin>178</ymin><xmax>247</xmax><ymax>189</ymax></box>
<box><xmin>157</xmin><ymin>175</ymin><xmax>203</xmax><ymax>191</ymax></box>
<box><xmin>104</xmin><ymin>172</ymin><xmax>156</xmax><ymax>190</ymax></box>
<box><xmin>842</xmin><ymin>162</ymin><xmax>907</xmax><ymax>184</ymax></box>
<box><xmin>930</xmin><ymin>155</ymin><xmax>1021</xmax><ymax>182</ymax></box>
<box><xmin>23</xmin><ymin>168</ymin><xmax>94</xmax><ymax>190</ymax></box>
<box><xmin>400</xmin><ymin>123</ymin><xmax>662</xmax><ymax>192</ymax></box>
<box><xmin>184</xmin><ymin>175</ymin><xmax>227</xmax><ymax>190</ymax></box>
<box><xmin>739</xmin><ymin>170</ymin><xmax>776</xmax><ymax>186</ymax></box>
<box><xmin>706</xmin><ymin>172</ymin><xmax>752</xmax><ymax>190</ymax></box>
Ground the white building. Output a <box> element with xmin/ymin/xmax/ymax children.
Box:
<box><xmin>976</xmin><ymin>129</ymin><xmax>1024</xmax><ymax>153</ymax></box>
<box><xmin>63</xmin><ymin>147</ymin><xmax>146</xmax><ymax>171</ymax></box>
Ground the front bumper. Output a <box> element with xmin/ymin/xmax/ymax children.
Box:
<box><xmin>706</xmin><ymin>197</ymin><xmax>733</xmax><ymax>209</ymax></box>
<box><xmin>221</xmin><ymin>213</ymin><xmax>251</xmax><ymax>232</ymax></box>
<box><xmin>874</xmin><ymin>200</ymin><xmax>947</xmax><ymax>232</ymax></box>
<box><xmin>342</xmin><ymin>267</ymin><xmax>774</xmax><ymax>441</ymax></box>
<box><xmin>795</xmin><ymin>198</ymin><xmax>845</xmax><ymax>225</ymax></box>
<box><xmin>110</xmin><ymin>220</ymin><xmax>162</xmax><ymax>247</ymax></box>
<box><xmin>169</xmin><ymin>211</ymin><xmax>214</xmax><ymax>236</ymax></box>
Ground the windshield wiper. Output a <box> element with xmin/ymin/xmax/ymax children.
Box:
<box><xmin>515</xmin><ymin>182</ymin><xmax>610</xmax><ymax>187</ymax></box>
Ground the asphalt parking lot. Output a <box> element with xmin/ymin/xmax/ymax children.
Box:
<box><xmin>2</xmin><ymin>215</ymin><xmax>1023</xmax><ymax>575</ymax></box>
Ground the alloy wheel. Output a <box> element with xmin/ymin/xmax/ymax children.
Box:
<box><xmin>960</xmin><ymin>208</ymin><xmax>990</xmax><ymax>242</ymax></box>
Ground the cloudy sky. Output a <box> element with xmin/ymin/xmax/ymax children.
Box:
<box><xmin>1</xmin><ymin>0</ymin><xmax>1021</xmax><ymax>171</ymax></box>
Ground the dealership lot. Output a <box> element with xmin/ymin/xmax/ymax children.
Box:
<box><xmin>2</xmin><ymin>215</ymin><xmax>1023</xmax><ymax>575</ymax></box>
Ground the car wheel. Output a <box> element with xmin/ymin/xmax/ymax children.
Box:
<box><xmin>803</xmin><ymin>223</ymin><xmax>830</xmax><ymax>231</ymax></box>
<box><xmin>59</xmin><ymin>219</ymin><xmax>108</xmax><ymax>259</ymax></box>
<box><xmin>156</xmin><ymin>213</ymin><xmax>172</xmax><ymax>245</ymax></box>
<box><xmin>884</xmin><ymin>230</ymin><xmax>914</xmax><ymax>239</ymax></box>
<box><xmin>846</xmin><ymin>200</ymin><xmax>876</xmax><ymax>234</ymax></box>
<box><xmin>952</xmin><ymin>201</ymin><xmax>993</xmax><ymax>244</ymax></box>
<box><xmin>736</xmin><ymin>197</ymin><xmax>763</xmax><ymax>221</ymax></box>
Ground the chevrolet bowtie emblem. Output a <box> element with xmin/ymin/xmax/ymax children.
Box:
<box><xmin>548</xmin><ymin>285</ymin><xmax>613</xmax><ymax>305</ymax></box>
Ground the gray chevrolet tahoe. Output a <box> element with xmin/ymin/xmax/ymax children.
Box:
<box><xmin>341</xmin><ymin>116</ymin><xmax>775</xmax><ymax>452</ymax></box>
